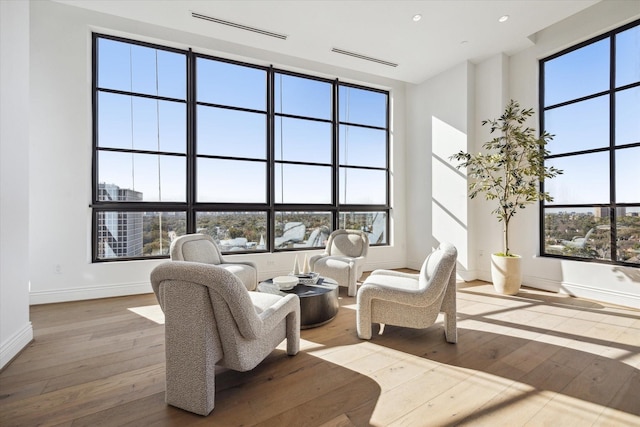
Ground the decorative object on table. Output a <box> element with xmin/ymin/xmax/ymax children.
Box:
<box><xmin>450</xmin><ymin>100</ymin><xmax>562</xmax><ymax>295</ymax></box>
<box><xmin>150</xmin><ymin>261</ymin><xmax>300</xmax><ymax>416</ymax></box>
<box><xmin>309</xmin><ymin>229</ymin><xmax>369</xmax><ymax>296</ymax></box>
<box><xmin>273</xmin><ymin>275</ymin><xmax>299</xmax><ymax>290</ymax></box>
<box><xmin>292</xmin><ymin>255</ymin><xmax>300</xmax><ymax>275</ymax></box>
<box><xmin>356</xmin><ymin>242</ymin><xmax>458</xmax><ymax>343</ymax></box>
<box><xmin>169</xmin><ymin>233</ymin><xmax>258</xmax><ymax>291</ymax></box>
<box><xmin>301</xmin><ymin>254</ymin><xmax>311</xmax><ymax>274</ymax></box>
<box><xmin>295</xmin><ymin>272</ymin><xmax>320</xmax><ymax>285</ymax></box>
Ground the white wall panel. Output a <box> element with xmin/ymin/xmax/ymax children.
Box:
<box><xmin>1</xmin><ymin>0</ymin><xmax>33</xmax><ymax>368</ymax></box>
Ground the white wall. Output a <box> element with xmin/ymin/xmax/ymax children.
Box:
<box><xmin>503</xmin><ymin>1</ymin><xmax>640</xmax><ymax>308</ymax></box>
<box><xmin>471</xmin><ymin>53</ymin><xmax>511</xmax><ymax>274</ymax></box>
<box><xmin>405</xmin><ymin>62</ymin><xmax>476</xmax><ymax>279</ymax></box>
<box><xmin>27</xmin><ymin>0</ymin><xmax>407</xmax><ymax>305</ymax></box>
<box><xmin>471</xmin><ymin>51</ymin><xmax>570</xmax><ymax>288</ymax></box>
<box><xmin>1</xmin><ymin>0</ymin><xmax>33</xmax><ymax>368</ymax></box>
<box><xmin>407</xmin><ymin>1</ymin><xmax>640</xmax><ymax>308</ymax></box>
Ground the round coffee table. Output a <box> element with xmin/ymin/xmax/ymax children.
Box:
<box><xmin>258</xmin><ymin>277</ymin><xmax>339</xmax><ymax>329</ymax></box>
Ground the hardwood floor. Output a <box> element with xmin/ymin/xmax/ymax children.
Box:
<box><xmin>1</xmin><ymin>278</ymin><xmax>639</xmax><ymax>426</ymax></box>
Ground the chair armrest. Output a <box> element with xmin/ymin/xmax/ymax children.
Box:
<box><xmin>369</xmin><ymin>269</ymin><xmax>419</xmax><ymax>279</ymax></box>
<box><xmin>309</xmin><ymin>253</ymin><xmax>328</xmax><ymax>268</ymax></box>
<box><xmin>219</xmin><ymin>258</ymin><xmax>257</xmax><ymax>270</ymax></box>
<box><xmin>258</xmin><ymin>294</ymin><xmax>300</xmax><ymax>332</ymax></box>
<box><xmin>358</xmin><ymin>281</ymin><xmax>423</xmax><ymax>305</ymax></box>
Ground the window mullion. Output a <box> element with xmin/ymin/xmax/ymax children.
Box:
<box><xmin>333</xmin><ymin>78</ymin><xmax>340</xmax><ymax>229</ymax></box>
<box><xmin>187</xmin><ymin>48</ymin><xmax>196</xmax><ymax>233</ymax></box>
<box><xmin>609</xmin><ymin>34</ymin><xmax>617</xmax><ymax>262</ymax></box>
<box><xmin>268</xmin><ymin>66</ymin><xmax>275</xmax><ymax>250</ymax></box>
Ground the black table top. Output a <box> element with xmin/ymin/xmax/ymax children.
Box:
<box><xmin>263</xmin><ymin>278</ymin><xmax>337</xmax><ymax>297</ymax></box>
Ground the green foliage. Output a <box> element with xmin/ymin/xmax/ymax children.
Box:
<box><xmin>450</xmin><ymin>100</ymin><xmax>562</xmax><ymax>256</ymax></box>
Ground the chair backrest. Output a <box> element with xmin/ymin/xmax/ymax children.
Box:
<box><xmin>417</xmin><ymin>242</ymin><xmax>457</xmax><ymax>301</ymax></box>
<box><xmin>170</xmin><ymin>234</ymin><xmax>223</xmax><ymax>265</ymax></box>
<box><xmin>327</xmin><ymin>229</ymin><xmax>369</xmax><ymax>258</ymax></box>
<box><xmin>151</xmin><ymin>261</ymin><xmax>263</xmax><ymax>341</ymax></box>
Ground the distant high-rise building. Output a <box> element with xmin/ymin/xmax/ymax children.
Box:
<box><xmin>97</xmin><ymin>184</ymin><xmax>143</xmax><ymax>258</ymax></box>
<box><xmin>594</xmin><ymin>207</ymin><xmax>627</xmax><ymax>218</ymax></box>
<box><xmin>594</xmin><ymin>207</ymin><xmax>608</xmax><ymax>218</ymax></box>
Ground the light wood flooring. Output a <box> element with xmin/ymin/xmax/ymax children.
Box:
<box><xmin>1</xmin><ymin>278</ymin><xmax>639</xmax><ymax>426</ymax></box>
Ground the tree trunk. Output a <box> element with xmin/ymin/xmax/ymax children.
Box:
<box><xmin>503</xmin><ymin>220</ymin><xmax>509</xmax><ymax>256</ymax></box>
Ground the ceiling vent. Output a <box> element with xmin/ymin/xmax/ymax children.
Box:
<box><xmin>192</xmin><ymin>12</ymin><xmax>288</xmax><ymax>40</ymax></box>
<box><xmin>331</xmin><ymin>48</ymin><xmax>398</xmax><ymax>67</ymax></box>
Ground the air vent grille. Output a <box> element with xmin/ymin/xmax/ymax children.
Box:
<box><xmin>331</xmin><ymin>48</ymin><xmax>398</xmax><ymax>67</ymax></box>
<box><xmin>192</xmin><ymin>12</ymin><xmax>288</xmax><ymax>40</ymax></box>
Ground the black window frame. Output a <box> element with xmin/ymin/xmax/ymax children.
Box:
<box><xmin>539</xmin><ymin>19</ymin><xmax>640</xmax><ymax>267</ymax></box>
<box><xmin>92</xmin><ymin>33</ymin><xmax>390</xmax><ymax>262</ymax></box>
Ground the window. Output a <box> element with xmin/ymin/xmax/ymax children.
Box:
<box><xmin>540</xmin><ymin>20</ymin><xmax>640</xmax><ymax>265</ymax></box>
<box><xmin>92</xmin><ymin>34</ymin><xmax>389</xmax><ymax>261</ymax></box>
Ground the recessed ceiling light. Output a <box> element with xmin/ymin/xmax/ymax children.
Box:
<box><xmin>498</xmin><ymin>15</ymin><xmax>509</xmax><ymax>23</ymax></box>
<box><xmin>412</xmin><ymin>14</ymin><xmax>422</xmax><ymax>22</ymax></box>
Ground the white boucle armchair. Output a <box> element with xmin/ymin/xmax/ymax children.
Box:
<box><xmin>170</xmin><ymin>233</ymin><xmax>258</xmax><ymax>291</ymax></box>
<box><xmin>356</xmin><ymin>242</ymin><xmax>457</xmax><ymax>343</ymax></box>
<box><xmin>309</xmin><ymin>229</ymin><xmax>369</xmax><ymax>296</ymax></box>
<box><xmin>151</xmin><ymin>261</ymin><xmax>300</xmax><ymax>416</ymax></box>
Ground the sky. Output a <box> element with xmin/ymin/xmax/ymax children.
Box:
<box><xmin>543</xmin><ymin>24</ymin><xmax>639</xmax><ymax>207</ymax></box>
<box><xmin>96</xmin><ymin>37</ymin><xmax>388</xmax><ymax>205</ymax></box>
<box><xmin>96</xmin><ymin>25</ymin><xmax>638</xmax><ymax>209</ymax></box>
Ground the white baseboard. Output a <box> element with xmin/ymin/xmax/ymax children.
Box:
<box><xmin>474</xmin><ymin>269</ymin><xmax>639</xmax><ymax>309</ymax></box>
<box><xmin>456</xmin><ymin>269</ymin><xmax>480</xmax><ymax>282</ymax></box>
<box><xmin>31</xmin><ymin>262</ymin><xmax>405</xmax><ymax>305</ymax></box>
<box><xmin>559</xmin><ymin>281</ymin><xmax>640</xmax><ymax>309</ymax></box>
<box><xmin>524</xmin><ymin>275</ymin><xmax>639</xmax><ymax>308</ymax></box>
<box><xmin>522</xmin><ymin>275</ymin><xmax>561</xmax><ymax>293</ymax></box>
<box><xmin>1</xmin><ymin>322</ymin><xmax>33</xmax><ymax>369</ymax></box>
<box><xmin>477</xmin><ymin>269</ymin><xmax>492</xmax><ymax>283</ymax></box>
<box><xmin>28</xmin><ymin>269</ymin><xmax>639</xmax><ymax>310</ymax></box>
<box><xmin>30</xmin><ymin>281</ymin><xmax>153</xmax><ymax>305</ymax></box>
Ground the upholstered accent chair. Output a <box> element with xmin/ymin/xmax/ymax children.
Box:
<box><xmin>170</xmin><ymin>233</ymin><xmax>258</xmax><ymax>291</ymax></box>
<box><xmin>356</xmin><ymin>242</ymin><xmax>457</xmax><ymax>343</ymax></box>
<box><xmin>150</xmin><ymin>261</ymin><xmax>300</xmax><ymax>416</ymax></box>
<box><xmin>309</xmin><ymin>229</ymin><xmax>369</xmax><ymax>296</ymax></box>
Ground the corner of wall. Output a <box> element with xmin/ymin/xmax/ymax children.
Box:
<box><xmin>0</xmin><ymin>0</ymin><xmax>31</xmax><ymax>369</ymax></box>
<box><xmin>1</xmin><ymin>324</ymin><xmax>34</xmax><ymax>369</ymax></box>
<box><xmin>469</xmin><ymin>53</ymin><xmax>513</xmax><ymax>280</ymax></box>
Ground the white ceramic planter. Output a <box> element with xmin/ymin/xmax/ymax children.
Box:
<box><xmin>490</xmin><ymin>254</ymin><xmax>522</xmax><ymax>295</ymax></box>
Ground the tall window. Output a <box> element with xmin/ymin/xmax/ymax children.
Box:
<box><xmin>92</xmin><ymin>34</ymin><xmax>389</xmax><ymax>261</ymax></box>
<box><xmin>540</xmin><ymin>20</ymin><xmax>640</xmax><ymax>266</ymax></box>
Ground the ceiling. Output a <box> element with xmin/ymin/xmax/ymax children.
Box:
<box><xmin>55</xmin><ymin>0</ymin><xmax>600</xmax><ymax>84</ymax></box>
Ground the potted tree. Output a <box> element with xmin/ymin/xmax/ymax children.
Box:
<box><xmin>451</xmin><ymin>100</ymin><xmax>562</xmax><ymax>295</ymax></box>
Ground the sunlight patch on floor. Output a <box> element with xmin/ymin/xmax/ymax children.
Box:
<box><xmin>128</xmin><ymin>305</ymin><xmax>165</xmax><ymax>324</ymax></box>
